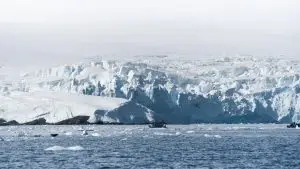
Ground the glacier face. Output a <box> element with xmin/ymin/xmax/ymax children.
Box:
<box><xmin>1</xmin><ymin>56</ymin><xmax>300</xmax><ymax>124</ymax></box>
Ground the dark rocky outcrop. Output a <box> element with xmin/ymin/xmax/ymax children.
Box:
<box><xmin>54</xmin><ymin>116</ymin><xmax>90</xmax><ymax>125</ymax></box>
<box><xmin>23</xmin><ymin>118</ymin><xmax>47</xmax><ymax>125</ymax></box>
<box><xmin>0</xmin><ymin>118</ymin><xmax>6</xmax><ymax>124</ymax></box>
<box><xmin>0</xmin><ymin>120</ymin><xmax>19</xmax><ymax>126</ymax></box>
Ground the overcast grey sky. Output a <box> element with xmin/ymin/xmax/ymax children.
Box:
<box><xmin>0</xmin><ymin>0</ymin><xmax>299</xmax><ymax>66</ymax></box>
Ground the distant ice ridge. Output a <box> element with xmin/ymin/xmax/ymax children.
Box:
<box><xmin>1</xmin><ymin>56</ymin><xmax>300</xmax><ymax>124</ymax></box>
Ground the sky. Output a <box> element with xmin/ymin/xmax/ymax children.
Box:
<box><xmin>0</xmin><ymin>0</ymin><xmax>299</xmax><ymax>66</ymax></box>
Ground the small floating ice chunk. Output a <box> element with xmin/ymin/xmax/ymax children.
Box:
<box><xmin>45</xmin><ymin>146</ymin><xmax>66</xmax><ymax>151</ymax></box>
<box><xmin>154</xmin><ymin>132</ymin><xmax>180</xmax><ymax>136</ymax></box>
<box><xmin>121</xmin><ymin>138</ymin><xmax>128</xmax><ymax>141</ymax></box>
<box><xmin>214</xmin><ymin>135</ymin><xmax>222</xmax><ymax>138</ymax></box>
<box><xmin>204</xmin><ymin>134</ymin><xmax>211</xmax><ymax>137</ymax></box>
<box><xmin>204</xmin><ymin>134</ymin><xmax>222</xmax><ymax>138</ymax></box>
<box><xmin>91</xmin><ymin>133</ymin><xmax>100</xmax><ymax>137</ymax></box>
<box><xmin>64</xmin><ymin>132</ymin><xmax>73</xmax><ymax>136</ymax></box>
<box><xmin>45</xmin><ymin>146</ymin><xmax>84</xmax><ymax>151</ymax></box>
<box><xmin>82</xmin><ymin>130</ymin><xmax>88</xmax><ymax>136</ymax></box>
<box><xmin>67</xmin><ymin>146</ymin><xmax>84</xmax><ymax>151</ymax></box>
<box><xmin>154</xmin><ymin>132</ymin><xmax>172</xmax><ymax>136</ymax></box>
<box><xmin>186</xmin><ymin>130</ymin><xmax>195</xmax><ymax>134</ymax></box>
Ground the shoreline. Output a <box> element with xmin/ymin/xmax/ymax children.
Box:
<box><xmin>0</xmin><ymin>115</ymin><xmax>291</xmax><ymax>126</ymax></box>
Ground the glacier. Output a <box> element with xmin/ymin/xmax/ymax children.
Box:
<box><xmin>1</xmin><ymin>56</ymin><xmax>300</xmax><ymax>124</ymax></box>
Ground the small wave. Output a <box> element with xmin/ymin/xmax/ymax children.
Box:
<box><xmin>17</xmin><ymin>132</ymin><xmax>26</xmax><ymax>137</ymax></box>
<box><xmin>45</xmin><ymin>145</ymin><xmax>84</xmax><ymax>151</ymax></box>
<box><xmin>207</xmin><ymin>128</ymin><xmax>213</xmax><ymax>131</ymax></box>
<box><xmin>230</xmin><ymin>126</ymin><xmax>252</xmax><ymax>130</ymax></box>
<box><xmin>186</xmin><ymin>130</ymin><xmax>195</xmax><ymax>134</ymax></box>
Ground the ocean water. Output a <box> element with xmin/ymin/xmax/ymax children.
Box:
<box><xmin>0</xmin><ymin>124</ymin><xmax>299</xmax><ymax>169</ymax></box>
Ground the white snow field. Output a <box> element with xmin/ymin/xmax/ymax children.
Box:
<box><xmin>1</xmin><ymin>56</ymin><xmax>300</xmax><ymax>124</ymax></box>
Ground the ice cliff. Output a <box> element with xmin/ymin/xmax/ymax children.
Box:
<box><xmin>1</xmin><ymin>56</ymin><xmax>299</xmax><ymax>124</ymax></box>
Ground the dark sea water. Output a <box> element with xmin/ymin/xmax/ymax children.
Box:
<box><xmin>0</xmin><ymin>124</ymin><xmax>299</xmax><ymax>169</ymax></box>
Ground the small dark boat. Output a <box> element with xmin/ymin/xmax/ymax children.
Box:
<box><xmin>148</xmin><ymin>121</ymin><xmax>167</xmax><ymax>128</ymax></box>
<box><xmin>50</xmin><ymin>133</ymin><xmax>59</xmax><ymax>137</ymax></box>
<box><xmin>287</xmin><ymin>122</ymin><xmax>300</xmax><ymax>128</ymax></box>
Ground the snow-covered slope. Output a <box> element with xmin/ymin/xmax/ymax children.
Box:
<box><xmin>1</xmin><ymin>56</ymin><xmax>300</xmax><ymax>124</ymax></box>
<box><xmin>0</xmin><ymin>90</ymin><xmax>154</xmax><ymax>124</ymax></box>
